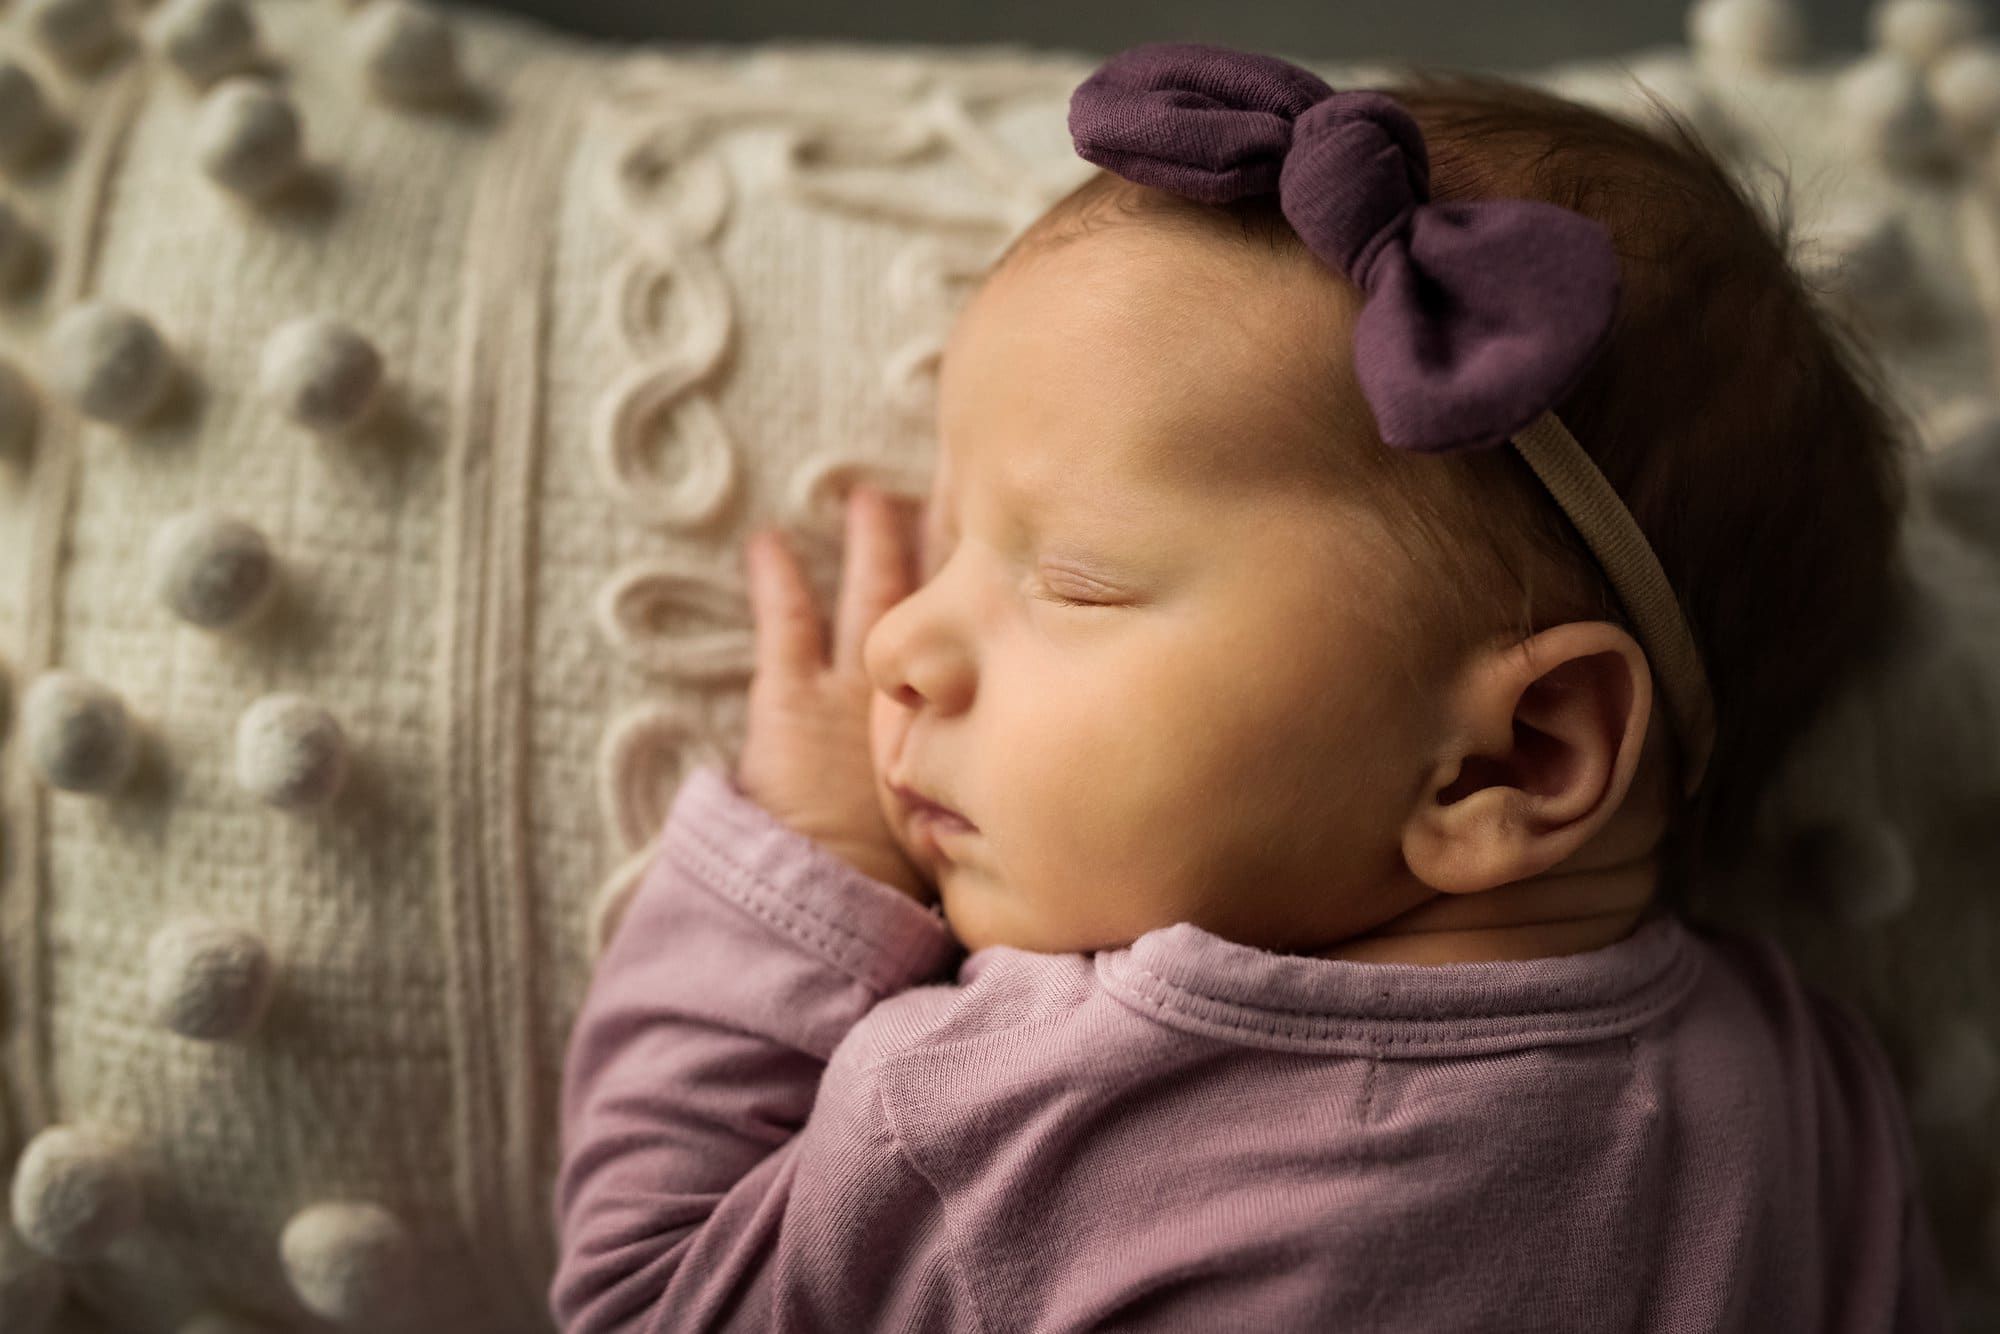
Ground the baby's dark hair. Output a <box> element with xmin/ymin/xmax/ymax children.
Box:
<box><xmin>993</xmin><ymin>67</ymin><xmax>1916</xmax><ymax>900</ymax></box>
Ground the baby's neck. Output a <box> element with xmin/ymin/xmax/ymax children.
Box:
<box><xmin>1311</xmin><ymin>811</ymin><xmax>1666</xmax><ymax>965</ymax></box>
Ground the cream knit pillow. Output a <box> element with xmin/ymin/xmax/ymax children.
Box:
<box><xmin>0</xmin><ymin>1</ymin><xmax>1997</xmax><ymax>1329</ymax></box>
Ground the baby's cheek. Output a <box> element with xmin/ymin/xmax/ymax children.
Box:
<box><xmin>867</xmin><ymin>689</ymin><xmax>899</xmax><ymax>775</ymax></box>
<box><xmin>866</xmin><ymin>693</ymin><xmax>908</xmax><ymax>823</ymax></box>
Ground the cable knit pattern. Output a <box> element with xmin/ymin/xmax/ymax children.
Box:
<box><xmin>0</xmin><ymin>0</ymin><xmax>1994</xmax><ymax>1329</ymax></box>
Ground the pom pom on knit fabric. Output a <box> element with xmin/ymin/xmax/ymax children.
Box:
<box><xmin>0</xmin><ymin>61</ymin><xmax>61</xmax><ymax>171</ymax></box>
<box><xmin>350</xmin><ymin>1</ymin><xmax>460</xmax><ymax>106</ymax></box>
<box><xmin>1872</xmin><ymin>0</ymin><xmax>1983</xmax><ymax>67</ymax></box>
<box><xmin>1906</xmin><ymin>1013</ymin><xmax>2000</xmax><ymax>1127</ymax></box>
<box><xmin>22</xmin><ymin>0</ymin><xmax>126</xmax><ymax>76</ymax></box>
<box><xmin>1837</xmin><ymin>52</ymin><xmax>1954</xmax><ymax>172</ymax></box>
<box><xmin>9</xmin><ymin>1125</ymin><xmax>141</xmax><ymax>1262</ymax></box>
<box><xmin>259</xmin><ymin>315</ymin><xmax>384</xmax><ymax>433</ymax></box>
<box><xmin>147</xmin><ymin>917</ymin><xmax>276</xmax><ymax>1040</ymax></box>
<box><xmin>1784</xmin><ymin>816</ymin><xmax>1918</xmax><ymax>924</ymax></box>
<box><xmin>234</xmin><ymin>692</ymin><xmax>347</xmax><ymax>809</ymax></box>
<box><xmin>1929</xmin><ymin>43</ymin><xmax>2000</xmax><ymax>141</ymax></box>
<box><xmin>279</xmin><ymin>1201</ymin><xmax>421</xmax><ymax>1326</ymax></box>
<box><xmin>148</xmin><ymin>0</ymin><xmax>261</xmax><ymax>88</ymax></box>
<box><xmin>46</xmin><ymin>301</ymin><xmax>175</xmax><ymax>427</ymax></box>
<box><xmin>149</xmin><ymin>511</ymin><xmax>279</xmax><ymax>631</ymax></box>
<box><xmin>23</xmin><ymin>669</ymin><xmax>137</xmax><ymax>793</ymax></box>
<box><xmin>196</xmin><ymin>78</ymin><xmax>303</xmax><ymax>199</ymax></box>
<box><xmin>1688</xmin><ymin>0</ymin><xmax>1809</xmax><ymax>67</ymax></box>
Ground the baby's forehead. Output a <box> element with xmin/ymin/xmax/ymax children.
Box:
<box><xmin>939</xmin><ymin>239</ymin><xmax>1374</xmax><ymax>503</ymax></box>
<box><xmin>927</xmin><ymin>405</ymin><xmax>1367</xmax><ymax>534</ymax></box>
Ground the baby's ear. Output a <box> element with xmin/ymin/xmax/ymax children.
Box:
<box><xmin>1400</xmin><ymin>621</ymin><xmax>1655</xmax><ymax>897</ymax></box>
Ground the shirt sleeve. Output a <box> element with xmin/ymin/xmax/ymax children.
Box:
<box><xmin>547</xmin><ymin>763</ymin><xmax>973</xmax><ymax>1334</ymax></box>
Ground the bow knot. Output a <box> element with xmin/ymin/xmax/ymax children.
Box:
<box><xmin>1067</xmin><ymin>41</ymin><xmax>1621</xmax><ymax>454</ymax></box>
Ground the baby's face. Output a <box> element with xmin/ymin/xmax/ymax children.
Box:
<box><xmin>864</xmin><ymin>226</ymin><xmax>1450</xmax><ymax>958</ymax></box>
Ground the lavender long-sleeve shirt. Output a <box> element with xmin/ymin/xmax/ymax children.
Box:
<box><xmin>549</xmin><ymin>764</ymin><xmax>1951</xmax><ymax>1332</ymax></box>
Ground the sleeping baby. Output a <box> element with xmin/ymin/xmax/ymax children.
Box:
<box><xmin>549</xmin><ymin>39</ymin><xmax>1950</xmax><ymax>1332</ymax></box>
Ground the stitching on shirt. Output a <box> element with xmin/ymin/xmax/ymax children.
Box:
<box><xmin>667</xmin><ymin>827</ymin><xmax>896</xmax><ymax>993</ymax></box>
<box><xmin>1108</xmin><ymin>952</ymin><xmax>1700</xmax><ymax>1048</ymax></box>
<box><xmin>674</xmin><ymin>811</ymin><xmax>949</xmax><ymax>985</ymax></box>
<box><xmin>875</xmin><ymin>1074</ymin><xmax>994</xmax><ymax>1334</ymax></box>
<box><xmin>1360</xmin><ymin>1051</ymin><xmax>1379</xmax><ymax>1124</ymax></box>
<box><xmin>677</xmin><ymin>820</ymin><xmax>886</xmax><ymax>952</ymax></box>
<box><xmin>1118</xmin><ymin>950</ymin><xmax>1694</xmax><ymax>1023</ymax></box>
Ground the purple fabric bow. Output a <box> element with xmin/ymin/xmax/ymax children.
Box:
<box><xmin>1067</xmin><ymin>41</ymin><xmax>1621</xmax><ymax>454</ymax></box>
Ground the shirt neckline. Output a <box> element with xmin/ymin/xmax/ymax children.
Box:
<box><xmin>1092</xmin><ymin>911</ymin><xmax>1705</xmax><ymax>1058</ymax></box>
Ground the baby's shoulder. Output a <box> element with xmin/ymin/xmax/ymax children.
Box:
<box><xmin>837</xmin><ymin>944</ymin><xmax>1108</xmax><ymax>1078</ymax></box>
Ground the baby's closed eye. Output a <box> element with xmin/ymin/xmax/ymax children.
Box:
<box><xmin>1036</xmin><ymin>588</ymin><xmax>1115</xmax><ymax>608</ymax></box>
<box><xmin>1034</xmin><ymin>566</ymin><xmax>1125</xmax><ymax>607</ymax></box>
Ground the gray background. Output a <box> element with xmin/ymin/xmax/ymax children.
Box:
<box><xmin>464</xmin><ymin>0</ymin><xmax>2000</xmax><ymax>70</ymax></box>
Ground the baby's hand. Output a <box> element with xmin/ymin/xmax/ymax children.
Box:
<box><xmin>737</xmin><ymin>483</ymin><xmax>933</xmax><ymax>905</ymax></box>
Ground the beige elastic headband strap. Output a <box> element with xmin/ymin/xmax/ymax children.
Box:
<box><xmin>1507</xmin><ymin>410</ymin><xmax>1716</xmax><ymax>801</ymax></box>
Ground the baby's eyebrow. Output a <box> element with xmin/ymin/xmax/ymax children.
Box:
<box><xmin>934</xmin><ymin>422</ymin><xmax>1215</xmax><ymax>530</ymax></box>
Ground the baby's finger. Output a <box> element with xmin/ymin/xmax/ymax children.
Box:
<box><xmin>833</xmin><ymin>484</ymin><xmax>917</xmax><ymax>676</ymax></box>
<box><xmin>746</xmin><ymin>528</ymin><xmax>826</xmax><ymax>678</ymax></box>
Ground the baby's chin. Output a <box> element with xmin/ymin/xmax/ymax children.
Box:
<box><xmin>930</xmin><ymin>875</ymin><xmax>1120</xmax><ymax>959</ymax></box>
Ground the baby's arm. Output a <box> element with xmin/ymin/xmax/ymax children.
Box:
<box><xmin>548</xmin><ymin>764</ymin><xmax>968</xmax><ymax>1333</ymax></box>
